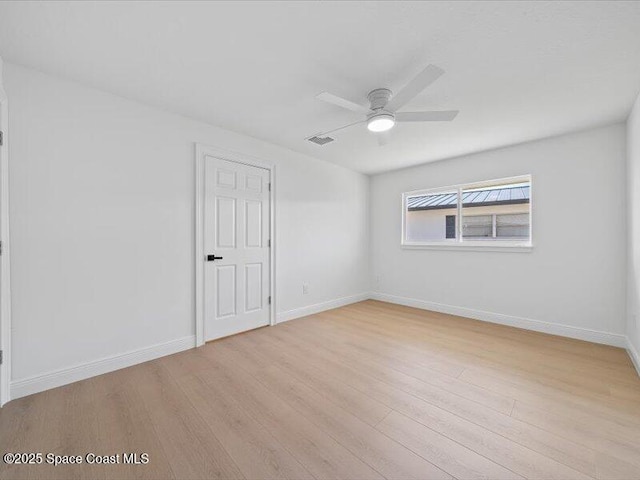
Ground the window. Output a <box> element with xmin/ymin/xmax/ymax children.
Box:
<box><xmin>402</xmin><ymin>176</ymin><xmax>532</xmax><ymax>249</ymax></box>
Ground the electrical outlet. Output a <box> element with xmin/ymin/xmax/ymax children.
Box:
<box><xmin>302</xmin><ymin>283</ymin><xmax>309</xmax><ymax>295</ymax></box>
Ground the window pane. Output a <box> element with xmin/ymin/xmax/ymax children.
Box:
<box><xmin>461</xmin><ymin>180</ymin><xmax>530</xmax><ymax>242</ymax></box>
<box><xmin>462</xmin><ymin>215</ymin><xmax>492</xmax><ymax>238</ymax></box>
<box><xmin>496</xmin><ymin>213</ymin><xmax>530</xmax><ymax>238</ymax></box>
<box><xmin>405</xmin><ymin>190</ymin><xmax>459</xmax><ymax>242</ymax></box>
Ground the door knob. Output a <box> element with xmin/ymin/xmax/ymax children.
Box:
<box><xmin>207</xmin><ymin>254</ymin><xmax>224</xmax><ymax>261</ymax></box>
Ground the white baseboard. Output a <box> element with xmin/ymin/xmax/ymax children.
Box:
<box><xmin>10</xmin><ymin>335</ymin><xmax>196</xmax><ymax>401</ymax></box>
<box><xmin>276</xmin><ymin>293</ymin><xmax>370</xmax><ymax>323</ymax></box>
<box><xmin>627</xmin><ymin>338</ymin><xmax>640</xmax><ymax>377</ymax></box>
<box><xmin>370</xmin><ymin>292</ymin><xmax>627</xmax><ymax>348</ymax></box>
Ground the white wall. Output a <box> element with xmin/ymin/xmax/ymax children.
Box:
<box><xmin>5</xmin><ymin>63</ymin><xmax>369</xmax><ymax>385</ymax></box>
<box><xmin>627</xmin><ymin>92</ymin><xmax>640</xmax><ymax>363</ymax></box>
<box><xmin>371</xmin><ymin>124</ymin><xmax>627</xmax><ymax>344</ymax></box>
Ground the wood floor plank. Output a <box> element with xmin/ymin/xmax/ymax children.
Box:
<box><xmin>194</xmin><ymin>344</ymin><xmax>384</xmax><ymax>480</ymax></box>
<box><xmin>332</xmin><ymin>306</ymin><xmax>632</xmax><ymax>393</ymax></box>
<box><xmin>377</xmin><ymin>411</ymin><xmax>523</xmax><ymax>480</ymax></box>
<box><xmin>91</xmin><ymin>368</ymin><xmax>177</xmax><ymax>480</ymax></box>
<box><xmin>318</xmin><ymin>306</ymin><xmax>640</xmax><ymax>414</ymax></box>
<box><xmin>341</xmin><ymin>302</ymin><xmax>632</xmax><ymax>386</ymax></box>
<box><xmin>0</xmin><ymin>392</ymin><xmax>51</xmax><ymax>480</ymax></box>
<box><xmin>178</xmin><ymin>373</ymin><xmax>314</xmax><ymax>480</ymax></box>
<box><xmin>356</xmin><ymin>301</ymin><xmax>632</xmax><ymax>368</ymax></box>
<box><xmin>294</xmin><ymin>316</ymin><xmax>516</xmax><ymax>415</ymax></box>
<box><xmin>228</xmin><ymin>332</ymin><xmax>393</xmax><ymax>426</ymax></box>
<box><xmin>511</xmin><ymin>401</ymin><xmax>640</xmax><ymax>468</ymax></box>
<box><xmin>0</xmin><ymin>380</ymin><xmax>106</xmax><ymax>480</ymax></box>
<box><xmin>459</xmin><ymin>366</ymin><xmax>640</xmax><ymax>430</ymax></box>
<box><xmin>312</xmin><ymin>314</ymin><xmax>640</xmax><ymax>438</ymax></box>
<box><xmin>135</xmin><ymin>363</ymin><xmax>245</xmax><ymax>480</ymax></box>
<box><xmin>262</xmin><ymin>320</ymin><xmax>601</xmax><ymax>478</ymax></box>
<box><xmin>212</xmin><ymin>339</ymin><xmax>454</xmax><ymax>480</ymax></box>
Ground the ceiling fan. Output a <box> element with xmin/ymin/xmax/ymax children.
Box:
<box><xmin>308</xmin><ymin>64</ymin><xmax>458</xmax><ymax>146</ymax></box>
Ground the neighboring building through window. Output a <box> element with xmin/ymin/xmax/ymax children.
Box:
<box><xmin>403</xmin><ymin>176</ymin><xmax>531</xmax><ymax>247</ymax></box>
<box><xmin>445</xmin><ymin>215</ymin><xmax>456</xmax><ymax>239</ymax></box>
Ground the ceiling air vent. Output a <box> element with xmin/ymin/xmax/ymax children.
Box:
<box><xmin>307</xmin><ymin>135</ymin><xmax>334</xmax><ymax>146</ymax></box>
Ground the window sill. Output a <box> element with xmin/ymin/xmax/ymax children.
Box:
<box><xmin>401</xmin><ymin>242</ymin><xmax>533</xmax><ymax>253</ymax></box>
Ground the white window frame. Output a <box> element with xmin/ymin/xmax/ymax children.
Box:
<box><xmin>401</xmin><ymin>175</ymin><xmax>533</xmax><ymax>252</ymax></box>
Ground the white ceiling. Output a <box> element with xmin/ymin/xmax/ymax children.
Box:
<box><xmin>1</xmin><ymin>1</ymin><xmax>639</xmax><ymax>174</ymax></box>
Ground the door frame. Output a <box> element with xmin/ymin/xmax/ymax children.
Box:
<box><xmin>194</xmin><ymin>143</ymin><xmax>276</xmax><ymax>347</ymax></box>
<box><xmin>0</xmin><ymin>57</ymin><xmax>12</xmax><ymax>406</ymax></box>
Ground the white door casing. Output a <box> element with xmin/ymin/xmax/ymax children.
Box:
<box><xmin>195</xmin><ymin>145</ymin><xmax>275</xmax><ymax>346</ymax></box>
<box><xmin>0</xmin><ymin>56</ymin><xmax>11</xmax><ymax>406</ymax></box>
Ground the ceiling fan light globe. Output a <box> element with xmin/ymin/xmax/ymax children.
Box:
<box><xmin>367</xmin><ymin>114</ymin><xmax>395</xmax><ymax>133</ymax></box>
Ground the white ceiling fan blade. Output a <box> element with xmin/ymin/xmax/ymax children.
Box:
<box><xmin>396</xmin><ymin>110</ymin><xmax>459</xmax><ymax>122</ymax></box>
<box><xmin>316</xmin><ymin>92</ymin><xmax>369</xmax><ymax>113</ymax></box>
<box><xmin>308</xmin><ymin>120</ymin><xmax>366</xmax><ymax>140</ymax></box>
<box><xmin>386</xmin><ymin>64</ymin><xmax>445</xmax><ymax>112</ymax></box>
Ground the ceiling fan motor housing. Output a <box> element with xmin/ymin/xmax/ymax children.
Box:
<box><xmin>367</xmin><ymin>88</ymin><xmax>392</xmax><ymax>110</ymax></box>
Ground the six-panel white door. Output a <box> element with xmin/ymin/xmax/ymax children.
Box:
<box><xmin>204</xmin><ymin>156</ymin><xmax>270</xmax><ymax>341</ymax></box>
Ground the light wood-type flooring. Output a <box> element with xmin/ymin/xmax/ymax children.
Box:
<box><xmin>1</xmin><ymin>300</ymin><xmax>640</xmax><ymax>480</ymax></box>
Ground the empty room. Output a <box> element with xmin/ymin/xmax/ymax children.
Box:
<box><xmin>1</xmin><ymin>1</ymin><xmax>640</xmax><ymax>479</ymax></box>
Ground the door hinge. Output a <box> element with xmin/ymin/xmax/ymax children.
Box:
<box><xmin>0</xmin><ymin>131</ymin><xmax>3</xmax><ymax>146</ymax></box>
<box><xmin>268</xmin><ymin>183</ymin><xmax>271</xmax><ymax>192</ymax></box>
<box><xmin>0</xmin><ymin>350</ymin><xmax>3</xmax><ymax>365</ymax></box>
<box><xmin>0</xmin><ymin>241</ymin><xmax>3</xmax><ymax>256</ymax></box>
<box><xmin>268</xmin><ymin>239</ymin><xmax>270</xmax><ymax>247</ymax></box>
<box><xmin>268</xmin><ymin>296</ymin><xmax>271</xmax><ymax>305</ymax></box>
